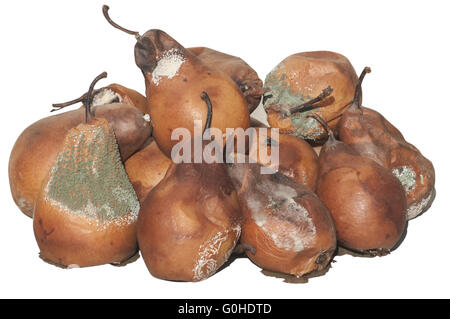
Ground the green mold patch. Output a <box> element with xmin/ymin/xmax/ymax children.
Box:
<box><xmin>392</xmin><ymin>166</ymin><xmax>416</xmax><ymax>193</ymax></box>
<box><xmin>46</xmin><ymin>121</ymin><xmax>140</xmax><ymax>223</ymax></box>
<box><xmin>263</xmin><ymin>67</ymin><xmax>308</xmax><ymax>110</ymax></box>
<box><xmin>263</xmin><ymin>67</ymin><xmax>322</xmax><ymax>140</ymax></box>
<box><xmin>290</xmin><ymin>116</ymin><xmax>322</xmax><ymax>139</ymax></box>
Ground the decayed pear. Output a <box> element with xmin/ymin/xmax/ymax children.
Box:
<box><xmin>103</xmin><ymin>6</ymin><xmax>250</xmax><ymax>156</ymax></box>
<box><xmin>136</xmin><ymin>92</ymin><xmax>241</xmax><ymax>282</ymax></box>
<box><xmin>264</xmin><ymin>51</ymin><xmax>358</xmax><ymax>145</ymax></box>
<box><xmin>338</xmin><ymin>68</ymin><xmax>435</xmax><ymax>220</ymax></box>
<box><xmin>313</xmin><ymin>115</ymin><xmax>407</xmax><ymax>254</ymax></box>
<box><xmin>125</xmin><ymin>140</ymin><xmax>172</xmax><ymax>204</ymax></box>
<box><xmin>137</xmin><ymin>161</ymin><xmax>241</xmax><ymax>281</ymax></box>
<box><xmin>33</xmin><ymin>118</ymin><xmax>140</xmax><ymax>267</ymax></box>
<box><xmin>227</xmin><ymin>161</ymin><xmax>336</xmax><ymax>277</ymax></box>
<box><xmin>189</xmin><ymin>47</ymin><xmax>264</xmax><ymax>113</ymax></box>
<box><xmin>134</xmin><ymin>29</ymin><xmax>250</xmax><ymax>157</ymax></box>
<box><xmin>9</xmin><ymin>83</ymin><xmax>151</xmax><ymax>217</ymax></box>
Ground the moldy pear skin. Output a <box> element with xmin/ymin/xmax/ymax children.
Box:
<box><xmin>263</xmin><ymin>51</ymin><xmax>358</xmax><ymax>145</ymax></box>
<box><xmin>104</xmin><ymin>83</ymin><xmax>150</xmax><ymax>114</ymax></box>
<box><xmin>338</xmin><ymin>106</ymin><xmax>435</xmax><ymax>220</ymax></box>
<box><xmin>249</xmin><ymin>133</ymin><xmax>319</xmax><ymax>191</ymax></box>
<box><xmin>9</xmin><ymin>104</ymin><xmax>151</xmax><ymax>217</ymax></box>
<box><xmin>137</xmin><ymin>162</ymin><xmax>241</xmax><ymax>282</ymax></box>
<box><xmin>134</xmin><ymin>29</ymin><xmax>250</xmax><ymax>157</ymax></box>
<box><xmin>125</xmin><ymin>140</ymin><xmax>172</xmax><ymax>204</ymax></box>
<box><xmin>33</xmin><ymin>119</ymin><xmax>140</xmax><ymax>267</ymax></box>
<box><xmin>227</xmin><ymin>163</ymin><xmax>336</xmax><ymax>277</ymax></box>
<box><xmin>316</xmin><ymin>137</ymin><xmax>407</xmax><ymax>253</ymax></box>
<box><xmin>189</xmin><ymin>47</ymin><xmax>264</xmax><ymax>113</ymax></box>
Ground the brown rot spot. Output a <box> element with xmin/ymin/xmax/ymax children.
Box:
<box><xmin>183</xmin><ymin>78</ymin><xmax>187</xmax><ymax>82</ymax></box>
<box><xmin>43</xmin><ymin>228</ymin><xmax>55</xmax><ymax>239</ymax></box>
<box><xmin>220</xmin><ymin>184</ymin><xmax>232</xmax><ymax>196</ymax></box>
<box><xmin>385</xmin><ymin>233</ymin><xmax>391</xmax><ymax>239</ymax></box>
<box><xmin>110</xmin><ymin>241</ymin><xmax>114</xmax><ymax>246</ymax></box>
<box><xmin>315</xmin><ymin>251</ymin><xmax>330</xmax><ymax>266</ymax></box>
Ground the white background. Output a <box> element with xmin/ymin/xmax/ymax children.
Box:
<box><xmin>1</xmin><ymin>0</ymin><xmax>449</xmax><ymax>299</ymax></box>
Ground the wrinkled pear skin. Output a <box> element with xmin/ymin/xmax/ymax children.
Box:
<box><xmin>249</xmin><ymin>132</ymin><xmax>319</xmax><ymax>191</ymax></box>
<box><xmin>134</xmin><ymin>29</ymin><xmax>250</xmax><ymax>157</ymax></box>
<box><xmin>33</xmin><ymin>119</ymin><xmax>140</xmax><ymax>267</ymax></box>
<box><xmin>338</xmin><ymin>106</ymin><xmax>435</xmax><ymax>220</ymax></box>
<box><xmin>227</xmin><ymin>163</ymin><xmax>336</xmax><ymax>277</ymax></box>
<box><xmin>316</xmin><ymin>139</ymin><xmax>407</xmax><ymax>252</ymax></box>
<box><xmin>264</xmin><ymin>51</ymin><xmax>358</xmax><ymax>145</ymax></box>
<box><xmin>137</xmin><ymin>162</ymin><xmax>241</xmax><ymax>282</ymax></box>
<box><xmin>189</xmin><ymin>47</ymin><xmax>264</xmax><ymax>113</ymax></box>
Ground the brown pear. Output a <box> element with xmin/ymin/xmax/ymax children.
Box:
<box><xmin>33</xmin><ymin>77</ymin><xmax>140</xmax><ymax>268</ymax></box>
<box><xmin>264</xmin><ymin>51</ymin><xmax>358</xmax><ymax>145</ymax></box>
<box><xmin>103</xmin><ymin>6</ymin><xmax>250</xmax><ymax>157</ymax></box>
<box><xmin>227</xmin><ymin>161</ymin><xmax>336</xmax><ymax>277</ymax></box>
<box><xmin>338</xmin><ymin>67</ymin><xmax>435</xmax><ymax>220</ymax></box>
<box><xmin>189</xmin><ymin>47</ymin><xmax>264</xmax><ymax>113</ymax></box>
<box><xmin>248</xmin><ymin>132</ymin><xmax>319</xmax><ymax>191</ymax></box>
<box><xmin>313</xmin><ymin>114</ymin><xmax>407</xmax><ymax>254</ymax></box>
<box><xmin>125</xmin><ymin>140</ymin><xmax>172</xmax><ymax>204</ymax></box>
<box><xmin>9</xmin><ymin>73</ymin><xmax>151</xmax><ymax>217</ymax></box>
<box><xmin>137</xmin><ymin>92</ymin><xmax>241</xmax><ymax>281</ymax></box>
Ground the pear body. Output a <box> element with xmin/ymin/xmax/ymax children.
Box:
<box><xmin>338</xmin><ymin>106</ymin><xmax>435</xmax><ymax>220</ymax></box>
<box><xmin>227</xmin><ymin>163</ymin><xmax>336</xmax><ymax>277</ymax></box>
<box><xmin>264</xmin><ymin>51</ymin><xmax>358</xmax><ymax>145</ymax></box>
<box><xmin>137</xmin><ymin>162</ymin><xmax>241</xmax><ymax>281</ymax></box>
<box><xmin>33</xmin><ymin>119</ymin><xmax>140</xmax><ymax>267</ymax></box>
<box><xmin>316</xmin><ymin>138</ymin><xmax>407</xmax><ymax>252</ymax></box>
<box><xmin>134</xmin><ymin>30</ymin><xmax>250</xmax><ymax>157</ymax></box>
<box><xmin>9</xmin><ymin>103</ymin><xmax>151</xmax><ymax>217</ymax></box>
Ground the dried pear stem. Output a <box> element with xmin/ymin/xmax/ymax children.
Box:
<box><xmin>289</xmin><ymin>86</ymin><xmax>333</xmax><ymax>114</ymax></box>
<box><xmin>51</xmin><ymin>90</ymin><xmax>102</xmax><ymax>112</ymax></box>
<box><xmin>353</xmin><ymin>67</ymin><xmax>371</xmax><ymax>108</ymax></box>
<box><xmin>307</xmin><ymin>113</ymin><xmax>336</xmax><ymax>142</ymax></box>
<box><xmin>85</xmin><ymin>72</ymin><xmax>108</xmax><ymax>123</ymax></box>
<box><xmin>200</xmin><ymin>91</ymin><xmax>213</xmax><ymax>134</ymax></box>
<box><xmin>102</xmin><ymin>5</ymin><xmax>141</xmax><ymax>40</ymax></box>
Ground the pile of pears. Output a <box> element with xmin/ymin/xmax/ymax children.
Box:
<box><xmin>8</xmin><ymin>6</ymin><xmax>435</xmax><ymax>282</ymax></box>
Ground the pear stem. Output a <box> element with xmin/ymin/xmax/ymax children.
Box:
<box><xmin>51</xmin><ymin>90</ymin><xmax>101</xmax><ymax>112</ymax></box>
<box><xmin>352</xmin><ymin>67</ymin><xmax>371</xmax><ymax>108</ymax></box>
<box><xmin>200</xmin><ymin>92</ymin><xmax>213</xmax><ymax>134</ymax></box>
<box><xmin>85</xmin><ymin>72</ymin><xmax>108</xmax><ymax>123</ymax></box>
<box><xmin>289</xmin><ymin>86</ymin><xmax>333</xmax><ymax>114</ymax></box>
<box><xmin>306</xmin><ymin>113</ymin><xmax>336</xmax><ymax>142</ymax></box>
<box><xmin>102</xmin><ymin>5</ymin><xmax>141</xmax><ymax>40</ymax></box>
